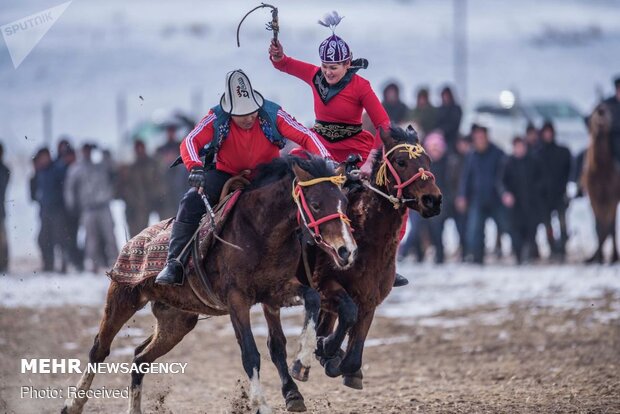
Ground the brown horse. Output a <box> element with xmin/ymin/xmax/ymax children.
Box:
<box><xmin>581</xmin><ymin>103</ymin><xmax>620</xmax><ymax>263</ymax></box>
<box><xmin>290</xmin><ymin>126</ymin><xmax>442</xmax><ymax>389</ymax></box>
<box><xmin>62</xmin><ymin>156</ymin><xmax>357</xmax><ymax>414</ymax></box>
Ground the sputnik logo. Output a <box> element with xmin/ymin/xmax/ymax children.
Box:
<box><xmin>1</xmin><ymin>1</ymin><xmax>72</xmax><ymax>69</ymax></box>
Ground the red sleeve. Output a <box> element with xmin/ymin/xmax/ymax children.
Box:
<box><xmin>358</xmin><ymin>77</ymin><xmax>391</xmax><ymax>148</ymax></box>
<box><xmin>180</xmin><ymin>110</ymin><xmax>216</xmax><ymax>171</ymax></box>
<box><xmin>271</xmin><ymin>55</ymin><xmax>318</xmax><ymax>86</ymax></box>
<box><xmin>276</xmin><ymin>109</ymin><xmax>331</xmax><ymax>158</ymax></box>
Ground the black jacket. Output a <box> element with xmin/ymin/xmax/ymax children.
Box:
<box><xmin>382</xmin><ymin>100</ymin><xmax>410</xmax><ymax>125</ymax></box>
<box><xmin>535</xmin><ymin>141</ymin><xmax>572</xmax><ymax>210</ymax></box>
<box><xmin>503</xmin><ymin>154</ymin><xmax>543</xmax><ymax>217</ymax></box>
<box><xmin>436</xmin><ymin>104</ymin><xmax>463</xmax><ymax>149</ymax></box>
<box><xmin>459</xmin><ymin>143</ymin><xmax>506</xmax><ymax>209</ymax></box>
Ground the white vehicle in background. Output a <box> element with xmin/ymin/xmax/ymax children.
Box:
<box><xmin>468</xmin><ymin>92</ymin><xmax>588</xmax><ymax>154</ymax></box>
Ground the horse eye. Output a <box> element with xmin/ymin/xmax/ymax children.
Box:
<box><xmin>310</xmin><ymin>202</ymin><xmax>320</xmax><ymax>212</ymax></box>
<box><xmin>396</xmin><ymin>159</ymin><xmax>407</xmax><ymax>167</ymax></box>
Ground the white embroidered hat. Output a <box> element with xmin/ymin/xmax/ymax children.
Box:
<box><xmin>220</xmin><ymin>69</ymin><xmax>264</xmax><ymax>116</ymax></box>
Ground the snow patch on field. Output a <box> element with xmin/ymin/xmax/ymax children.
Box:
<box><xmin>1</xmin><ymin>264</ymin><xmax>618</xmax><ymax>328</ymax></box>
<box><xmin>381</xmin><ymin>263</ymin><xmax>620</xmax><ymax>321</ymax></box>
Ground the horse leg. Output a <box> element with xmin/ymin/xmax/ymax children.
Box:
<box><xmin>316</xmin><ymin>285</ymin><xmax>358</xmax><ymax>378</ymax></box>
<box><xmin>290</xmin><ymin>309</ymin><xmax>337</xmax><ymax>383</ymax></box>
<box><xmin>262</xmin><ymin>305</ymin><xmax>306</xmax><ymax>412</ymax></box>
<box><xmin>340</xmin><ymin>307</ymin><xmax>376</xmax><ymax>390</ymax></box>
<box><xmin>229</xmin><ymin>289</ymin><xmax>271</xmax><ymax>414</ymax></box>
<box><xmin>289</xmin><ymin>285</ymin><xmax>321</xmax><ymax>382</ymax></box>
<box><xmin>586</xmin><ymin>219</ymin><xmax>605</xmax><ymax>264</ymax></box>
<box><xmin>62</xmin><ymin>282</ymin><xmax>146</xmax><ymax>414</ymax></box>
<box><xmin>128</xmin><ymin>301</ymin><xmax>198</xmax><ymax>414</ymax></box>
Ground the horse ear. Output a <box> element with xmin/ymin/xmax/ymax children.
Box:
<box><xmin>378</xmin><ymin>126</ymin><xmax>395</xmax><ymax>147</ymax></box>
<box><xmin>406</xmin><ymin>125</ymin><xmax>420</xmax><ymax>143</ymax></box>
<box><xmin>292</xmin><ymin>163</ymin><xmax>313</xmax><ymax>182</ymax></box>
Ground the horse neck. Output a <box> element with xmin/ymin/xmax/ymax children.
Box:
<box><xmin>587</xmin><ymin>131</ymin><xmax>613</xmax><ymax>171</ymax></box>
<box><xmin>354</xmin><ymin>187</ymin><xmax>405</xmax><ymax>247</ymax></box>
<box><xmin>238</xmin><ymin>176</ymin><xmax>298</xmax><ymax>240</ymax></box>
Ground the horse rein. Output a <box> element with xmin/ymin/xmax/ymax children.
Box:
<box><xmin>292</xmin><ymin>175</ymin><xmax>352</xmax><ymax>250</ymax></box>
<box><xmin>372</xmin><ymin>143</ymin><xmax>435</xmax><ymax>209</ymax></box>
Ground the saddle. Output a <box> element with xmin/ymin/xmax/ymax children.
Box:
<box><xmin>108</xmin><ymin>175</ymin><xmax>248</xmax><ymax>287</ymax></box>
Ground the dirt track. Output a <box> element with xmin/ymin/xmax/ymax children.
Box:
<box><xmin>1</xmin><ymin>289</ymin><xmax>619</xmax><ymax>414</ymax></box>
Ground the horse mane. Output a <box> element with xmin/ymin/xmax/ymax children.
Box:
<box><xmin>388</xmin><ymin>125</ymin><xmax>420</xmax><ymax>144</ymax></box>
<box><xmin>247</xmin><ymin>154</ymin><xmax>335</xmax><ymax>191</ymax></box>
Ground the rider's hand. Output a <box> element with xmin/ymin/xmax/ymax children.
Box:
<box><xmin>269</xmin><ymin>39</ymin><xmax>284</xmax><ymax>62</ymax></box>
<box><xmin>188</xmin><ymin>167</ymin><xmax>206</xmax><ymax>189</ymax></box>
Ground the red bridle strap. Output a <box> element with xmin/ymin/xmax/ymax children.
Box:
<box><xmin>292</xmin><ymin>176</ymin><xmax>352</xmax><ymax>244</ymax></box>
<box><xmin>376</xmin><ymin>143</ymin><xmax>435</xmax><ymax>202</ymax></box>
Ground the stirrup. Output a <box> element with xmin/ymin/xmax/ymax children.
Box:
<box><xmin>155</xmin><ymin>259</ymin><xmax>185</xmax><ymax>286</ymax></box>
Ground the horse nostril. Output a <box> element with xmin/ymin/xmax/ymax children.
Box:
<box><xmin>422</xmin><ymin>195</ymin><xmax>434</xmax><ymax>208</ymax></box>
<box><xmin>435</xmin><ymin>195</ymin><xmax>443</xmax><ymax>209</ymax></box>
<box><xmin>337</xmin><ymin>246</ymin><xmax>350</xmax><ymax>261</ymax></box>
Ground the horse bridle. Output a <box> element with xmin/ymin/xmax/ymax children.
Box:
<box><xmin>292</xmin><ymin>175</ymin><xmax>352</xmax><ymax>250</ymax></box>
<box><xmin>371</xmin><ymin>143</ymin><xmax>435</xmax><ymax>209</ymax></box>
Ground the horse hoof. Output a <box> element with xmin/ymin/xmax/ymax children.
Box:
<box><xmin>285</xmin><ymin>395</ymin><xmax>307</xmax><ymax>412</ymax></box>
<box><xmin>290</xmin><ymin>360</ymin><xmax>310</xmax><ymax>382</ymax></box>
<box><xmin>343</xmin><ymin>374</ymin><xmax>363</xmax><ymax>390</ymax></box>
<box><xmin>323</xmin><ymin>357</ymin><xmax>342</xmax><ymax>378</ymax></box>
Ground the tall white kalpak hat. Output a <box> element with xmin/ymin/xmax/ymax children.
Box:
<box><xmin>220</xmin><ymin>69</ymin><xmax>264</xmax><ymax>116</ymax></box>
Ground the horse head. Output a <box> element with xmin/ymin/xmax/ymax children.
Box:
<box><xmin>589</xmin><ymin>103</ymin><xmax>612</xmax><ymax>140</ymax></box>
<box><xmin>291</xmin><ymin>157</ymin><xmax>357</xmax><ymax>269</ymax></box>
<box><xmin>375</xmin><ymin>125</ymin><xmax>442</xmax><ymax>217</ymax></box>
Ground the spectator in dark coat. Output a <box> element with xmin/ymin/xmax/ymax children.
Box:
<box><xmin>436</xmin><ymin>86</ymin><xmax>462</xmax><ymax>153</ymax></box>
<box><xmin>0</xmin><ymin>142</ymin><xmax>10</xmax><ymax>272</ymax></box>
<box><xmin>155</xmin><ymin>126</ymin><xmax>189</xmax><ymax>219</ymax></box>
<box><xmin>524</xmin><ymin>123</ymin><xmax>541</xmax><ymax>152</ymax></box>
<box><xmin>118</xmin><ymin>140</ymin><xmax>161</xmax><ymax>236</ymax></box>
<box><xmin>407</xmin><ymin>87</ymin><xmax>437</xmax><ymax>138</ymax></box>
<box><xmin>503</xmin><ymin>137</ymin><xmax>543</xmax><ymax>263</ymax></box>
<box><xmin>54</xmin><ymin>138</ymin><xmax>83</xmax><ymax>271</ymax></box>
<box><xmin>456</xmin><ymin>125</ymin><xmax>509</xmax><ymax>264</ymax></box>
<box><xmin>381</xmin><ymin>83</ymin><xmax>410</xmax><ymax>125</ymax></box>
<box><xmin>603</xmin><ymin>76</ymin><xmax>620</xmax><ymax>162</ymax></box>
<box><xmin>535</xmin><ymin>121</ymin><xmax>572</xmax><ymax>261</ymax></box>
<box><xmin>31</xmin><ymin>147</ymin><xmax>68</xmax><ymax>272</ymax></box>
<box><xmin>447</xmin><ymin>134</ymin><xmax>471</xmax><ymax>260</ymax></box>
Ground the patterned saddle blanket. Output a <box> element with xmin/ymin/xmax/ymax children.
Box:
<box><xmin>108</xmin><ymin>190</ymin><xmax>242</xmax><ymax>287</ymax></box>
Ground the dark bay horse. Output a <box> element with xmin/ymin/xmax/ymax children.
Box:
<box><xmin>581</xmin><ymin>103</ymin><xmax>620</xmax><ymax>263</ymax></box>
<box><xmin>62</xmin><ymin>156</ymin><xmax>357</xmax><ymax>414</ymax></box>
<box><xmin>290</xmin><ymin>126</ymin><xmax>442</xmax><ymax>389</ymax></box>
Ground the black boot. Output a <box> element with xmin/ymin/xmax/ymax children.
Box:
<box><xmin>155</xmin><ymin>220</ymin><xmax>198</xmax><ymax>286</ymax></box>
<box><xmin>393</xmin><ymin>272</ymin><xmax>409</xmax><ymax>287</ymax></box>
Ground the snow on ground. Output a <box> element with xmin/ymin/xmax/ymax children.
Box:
<box><xmin>2</xmin><ymin>264</ymin><xmax>618</xmax><ymax>326</ymax></box>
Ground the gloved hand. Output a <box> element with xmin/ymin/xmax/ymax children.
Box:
<box><xmin>188</xmin><ymin>167</ymin><xmax>205</xmax><ymax>188</ymax></box>
<box><xmin>269</xmin><ymin>39</ymin><xmax>284</xmax><ymax>62</ymax></box>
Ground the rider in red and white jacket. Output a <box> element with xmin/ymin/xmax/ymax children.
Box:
<box><xmin>156</xmin><ymin>69</ymin><xmax>330</xmax><ymax>286</ymax></box>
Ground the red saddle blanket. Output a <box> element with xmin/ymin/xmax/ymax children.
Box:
<box><xmin>108</xmin><ymin>190</ymin><xmax>242</xmax><ymax>286</ymax></box>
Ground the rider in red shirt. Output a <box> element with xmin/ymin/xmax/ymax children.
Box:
<box><xmin>269</xmin><ymin>12</ymin><xmax>408</xmax><ymax>287</ymax></box>
<box><xmin>156</xmin><ymin>70</ymin><xmax>330</xmax><ymax>286</ymax></box>
<box><xmin>268</xmin><ymin>12</ymin><xmax>389</xmax><ymax>167</ymax></box>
